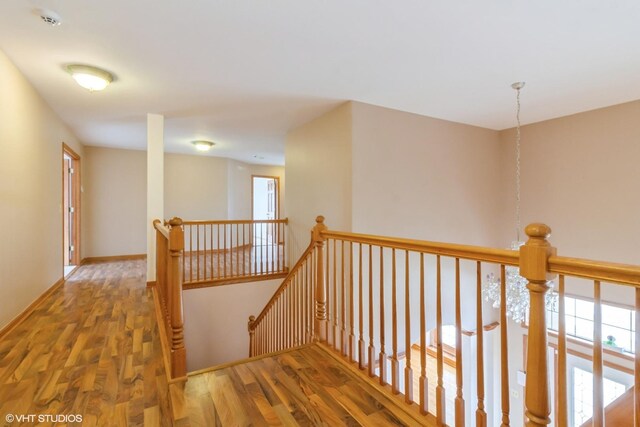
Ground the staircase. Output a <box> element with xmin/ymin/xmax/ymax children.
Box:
<box><xmin>580</xmin><ymin>386</ymin><xmax>635</xmax><ymax>427</ymax></box>
<box><xmin>154</xmin><ymin>215</ymin><xmax>640</xmax><ymax>426</ymax></box>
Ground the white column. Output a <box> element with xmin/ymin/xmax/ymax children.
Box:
<box><xmin>147</xmin><ymin>113</ymin><xmax>164</xmax><ymax>281</ymax></box>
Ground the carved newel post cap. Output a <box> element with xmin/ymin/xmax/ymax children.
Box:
<box><xmin>249</xmin><ymin>315</ymin><xmax>255</xmax><ymax>322</ymax></box>
<box><xmin>525</xmin><ymin>223</ymin><xmax>551</xmax><ymax>239</ymax></box>
<box><xmin>315</xmin><ymin>215</ymin><xmax>325</xmax><ymax>224</ymax></box>
<box><xmin>169</xmin><ymin>217</ymin><xmax>183</xmax><ymax>226</ymax></box>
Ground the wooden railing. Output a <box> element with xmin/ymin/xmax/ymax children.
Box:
<box><xmin>248</xmin><ymin>240</ymin><xmax>317</xmax><ymax>356</ymax></box>
<box><xmin>250</xmin><ymin>216</ymin><xmax>640</xmax><ymax>426</ymax></box>
<box><xmin>152</xmin><ymin>217</ymin><xmax>186</xmax><ymax>381</ymax></box>
<box><xmin>180</xmin><ymin>219</ymin><xmax>288</xmax><ymax>288</ymax></box>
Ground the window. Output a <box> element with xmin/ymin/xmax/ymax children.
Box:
<box><xmin>572</xmin><ymin>367</ymin><xmax>627</xmax><ymax>426</ymax></box>
<box><xmin>547</xmin><ymin>296</ymin><xmax>635</xmax><ymax>354</ymax></box>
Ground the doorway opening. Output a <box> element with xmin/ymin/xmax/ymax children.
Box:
<box><xmin>63</xmin><ymin>143</ymin><xmax>81</xmax><ymax>276</ymax></box>
<box><xmin>252</xmin><ymin>175</ymin><xmax>279</xmax><ymax>245</ymax></box>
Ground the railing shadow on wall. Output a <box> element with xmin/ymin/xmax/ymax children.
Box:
<box><xmin>249</xmin><ymin>216</ymin><xmax>640</xmax><ymax>427</ymax></box>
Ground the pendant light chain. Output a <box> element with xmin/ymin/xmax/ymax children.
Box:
<box><xmin>515</xmin><ymin>86</ymin><xmax>522</xmax><ymax>243</ymax></box>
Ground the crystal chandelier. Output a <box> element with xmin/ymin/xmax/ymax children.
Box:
<box><xmin>482</xmin><ymin>82</ymin><xmax>557</xmax><ymax>324</ymax></box>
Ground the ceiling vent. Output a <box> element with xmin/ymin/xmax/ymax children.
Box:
<box><xmin>35</xmin><ymin>9</ymin><xmax>62</xmax><ymax>26</ymax></box>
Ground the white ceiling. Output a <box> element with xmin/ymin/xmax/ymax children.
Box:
<box><xmin>1</xmin><ymin>1</ymin><xmax>639</xmax><ymax>165</ymax></box>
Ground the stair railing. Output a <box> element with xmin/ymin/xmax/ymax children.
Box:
<box><xmin>152</xmin><ymin>217</ymin><xmax>186</xmax><ymax>382</ymax></box>
<box><xmin>250</xmin><ymin>216</ymin><xmax>640</xmax><ymax>426</ymax></box>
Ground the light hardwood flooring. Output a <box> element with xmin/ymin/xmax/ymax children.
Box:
<box><xmin>170</xmin><ymin>344</ymin><xmax>433</xmax><ymax>426</ymax></box>
<box><xmin>0</xmin><ymin>260</ymin><xmax>171</xmax><ymax>426</ymax></box>
<box><xmin>183</xmin><ymin>245</ymin><xmax>286</xmax><ymax>285</ymax></box>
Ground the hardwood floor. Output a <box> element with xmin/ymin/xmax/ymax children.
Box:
<box><xmin>0</xmin><ymin>260</ymin><xmax>171</xmax><ymax>426</ymax></box>
<box><xmin>170</xmin><ymin>344</ymin><xmax>433</xmax><ymax>426</ymax></box>
<box><xmin>183</xmin><ymin>244</ymin><xmax>286</xmax><ymax>285</ymax></box>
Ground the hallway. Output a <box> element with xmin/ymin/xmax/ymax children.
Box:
<box><xmin>0</xmin><ymin>260</ymin><xmax>171</xmax><ymax>426</ymax></box>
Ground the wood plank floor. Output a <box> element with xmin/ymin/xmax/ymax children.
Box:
<box><xmin>183</xmin><ymin>245</ymin><xmax>286</xmax><ymax>285</ymax></box>
<box><xmin>0</xmin><ymin>260</ymin><xmax>171</xmax><ymax>426</ymax></box>
<box><xmin>170</xmin><ymin>344</ymin><xmax>433</xmax><ymax>426</ymax></box>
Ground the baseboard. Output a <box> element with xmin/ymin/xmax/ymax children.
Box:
<box><xmin>81</xmin><ymin>254</ymin><xmax>146</xmax><ymax>264</ymax></box>
<box><xmin>0</xmin><ymin>276</ymin><xmax>65</xmax><ymax>341</ymax></box>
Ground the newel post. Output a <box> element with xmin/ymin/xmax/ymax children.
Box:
<box><xmin>312</xmin><ymin>216</ymin><xmax>328</xmax><ymax>343</ymax></box>
<box><xmin>168</xmin><ymin>217</ymin><xmax>187</xmax><ymax>379</ymax></box>
<box><xmin>248</xmin><ymin>315</ymin><xmax>256</xmax><ymax>357</ymax></box>
<box><xmin>520</xmin><ymin>224</ymin><xmax>556</xmax><ymax>426</ymax></box>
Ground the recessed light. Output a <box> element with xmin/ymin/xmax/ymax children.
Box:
<box><xmin>66</xmin><ymin>64</ymin><xmax>114</xmax><ymax>92</ymax></box>
<box><xmin>192</xmin><ymin>140</ymin><xmax>215</xmax><ymax>151</ymax></box>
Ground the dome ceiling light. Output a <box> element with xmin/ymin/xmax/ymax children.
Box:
<box><xmin>192</xmin><ymin>140</ymin><xmax>215</xmax><ymax>151</ymax></box>
<box><xmin>66</xmin><ymin>64</ymin><xmax>114</xmax><ymax>92</ymax></box>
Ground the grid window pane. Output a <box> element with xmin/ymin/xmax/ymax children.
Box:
<box><xmin>575</xmin><ymin>299</ymin><xmax>594</xmax><ymax>321</ymax></box>
<box><xmin>565</xmin><ymin>296</ymin><xmax>576</xmax><ymax>316</ymax></box>
<box><xmin>575</xmin><ymin>318</ymin><xmax>594</xmax><ymax>341</ymax></box>
<box><xmin>602</xmin><ymin>305</ymin><xmax>632</xmax><ymax>329</ymax></box>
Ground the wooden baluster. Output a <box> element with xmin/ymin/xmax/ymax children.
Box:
<box><xmin>197</xmin><ymin>224</ymin><xmax>200</xmax><ymax>281</ymax></box>
<box><xmin>271</xmin><ymin>222</ymin><xmax>275</xmax><ymax>274</ymax></box>
<box><xmin>436</xmin><ymin>255</ymin><xmax>446</xmax><ymax>425</ymax></box>
<box><xmin>368</xmin><ymin>245</ymin><xmax>376</xmax><ymax>377</ymax></box>
<box><xmin>332</xmin><ymin>239</ymin><xmax>340</xmax><ymax>350</ymax></box>
<box><xmin>379</xmin><ymin>246</ymin><xmax>388</xmax><ymax>386</ymax></box>
<box><xmin>476</xmin><ymin>261</ymin><xmax>487</xmax><ymax>426</ymax></box>
<box><xmin>404</xmin><ymin>250</ymin><xmax>413</xmax><ymax>403</ymax></box>
<box><xmin>454</xmin><ymin>258</ymin><xmax>465</xmax><ymax>425</ymax></box>
<box><xmin>358</xmin><ymin>243</ymin><xmax>365</xmax><ymax>369</ymax></box>
<box><xmin>208</xmin><ymin>224</ymin><xmax>212</xmax><ymax>281</ymax></box>
<box><xmin>248</xmin><ymin>316</ymin><xmax>255</xmax><ymax>357</ymax></box>
<box><xmin>326</xmin><ymin>233</ymin><xmax>330</xmax><ymax>341</ymax></box>
<box><xmin>224</xmin><ymin>224</ymin><xmax>228</xmax><ymax>278</ymax></box>
<box><xmin>557</xmin><ymin>275</ymin><xmax>567</xmax><ymax>427</ymax></box>
<box><xmin>391</xmin><ymin>248</ymin><xmax>399</xmax><ymax>394</ymax></box>
<box><xmin>342</xmin><ymin>240</ymin><xmax>347</xmax><ymax>356</ymax></box>
<box><xmin>189</xmin><ymin>224</ymin><xmax>193</xmax><ymax>283</ymax></box>
<box><xmin>295</xmin><ymin>273</ymin><xmax>299</xmax><ymax>346</ymax></box>
<box><xmin>498</xmin><ymin>264</ymin><xmax>509</xmax><ymax>427</ymax></box>
<box><xmin>521</xmin><ymin>224</ymin><xmax>556</xmax><ymax>427</ymax></box>
<box><xmin>419</xmin><ymin>253</ymin><xmax>428</xmax><ymax>414</ymax></box>
<box><xmin>168</xmin><ymin>217</ymin><xmax>186</xmax><ymax>379</ymax></box>
<box><xmin>313</xmin><ymin>216</ymin><xmax>327</xmax><ymax>343</ymax></box>
<box><xmin>181</xmin><ymin>225</ymin><xmax>186</xmax><ymax>284</ymax></box>
<box><xmin>635</xmin><ymin>287</ymin><xmax>640</xmax><ymax>427</ymax></box>
<box><xmin>593</xmin><ymin>280</ymin><xmax>604</xmax><ymax>426</ymax></box>
<box><xmin>217</xmin><ymin>224</ymin><xmax>221</xmax><ymax>279</ymax></box>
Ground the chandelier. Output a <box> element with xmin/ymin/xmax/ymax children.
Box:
<box><xmin>482</xmin><ymin>82</ymin><xmax>557</xmax><ymax>324</ymax></box>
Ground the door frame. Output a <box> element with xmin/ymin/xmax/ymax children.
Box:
<box><xmin>62</xmin><ymin>143</ymin><xmax>81</xmax><ymax>266</ymax></box>
<box><xmin>251</xmin><ymin>175</ymin><xmax>280</xmax><ymax>221</ymax></box>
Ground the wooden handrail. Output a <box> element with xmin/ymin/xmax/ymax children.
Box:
<box><xmin>249</xmin><ymin>242</ymin><xmax>314</xmax><ymax>328</ymax></box>
<box><xmin>182</xmin><ymin>218</ymin><xmax>288</xmax><ymax>225</ymax></box>
<box><xmin>548</xmin><ymin>255</ymin><xmax>640</xmax><ymax>286</ymax></box>
<box><xmin>153</xmin><ymin>219</ymin><xmax>170</xmax><ymax>239</ymax></box>
<box><xmin>320</xmin><ymin>230</ymin><xmax>519</xmax><ymax>265</ymax></box>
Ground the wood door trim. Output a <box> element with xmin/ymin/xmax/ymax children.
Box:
<box><xmin>62</xmin><ymin>143</ymin><xmax>81</xmax><ymax>266</ymax></box>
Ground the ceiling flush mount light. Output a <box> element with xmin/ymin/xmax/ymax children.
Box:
<box><xmin>66</xmin><ymin>64</ymin><xmax>114</xmax><ymax>92</ymax></box>
<box><xmin>482</xmin><ymin>82</ymin><xmax>557</xmax><ymax>323</ymax></box>
<box><xmin>192</xmin><ymin>140</ymin><xmax>215</xmax><ymax>151</ymax></box>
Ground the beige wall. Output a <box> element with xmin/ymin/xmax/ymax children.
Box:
<box><xmin>0</xmin><ymin>50</ymin><xmax>84</xmax><ymax>329</ymax></box>
<box><xmin>84</xmin><ymin>147</ymin><xmax>286</xmax><ymax>256</ymax></box>
<box><xmin>285</xmin><ymin>102</ymin><xmax>353</xmax><ymax>258</ymax></box>
<box><xmin>227</xmin><ymin>160</ymin><xmax>285</xmax><ymax>220</ymax></box>
<box><xmin>351</xmin><ymin>101</ymin><xmax>503</xmax><ymax>246</ymax></box>
<box><xmin>182</xmin><ymin>279</ymin><xmax>280</xmax><ymax>371</ymax></box>
<box><xmin>498</xmin><ymin>100</ymin><xmax>640</xmax><ymax>426</ymax></box>
<box><xmin>164</xmin><ymin>153</ymin><xmax>229</xmax><ymax>220</ymax></box>
<box><xmin>84</xmin><ymin>146</ymin><xmax>147</xmax><ymax>258</ymax></box>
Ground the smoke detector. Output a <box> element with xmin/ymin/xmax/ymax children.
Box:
<box><xmin>34</xmin><ymin>8</ymin><xmax>62</xmax><ymax>26</ymax></box>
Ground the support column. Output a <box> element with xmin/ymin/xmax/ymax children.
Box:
<box><xmin>147</xmin><ymin>113</ymin><xmax>164</xmax><ymax>282</ymax></box>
